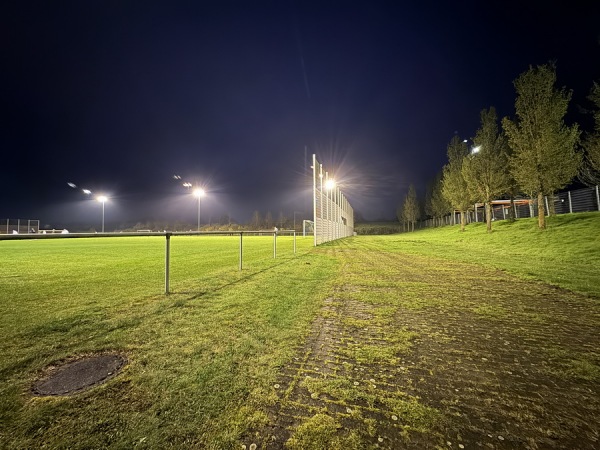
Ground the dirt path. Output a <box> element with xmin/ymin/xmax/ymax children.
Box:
<box><xmin>244</xmin><ymin>239</ymin><xmax>600</xmax><ymax>449</ymax></box>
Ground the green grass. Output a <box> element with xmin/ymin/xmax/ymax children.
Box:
<box><xmin>1</xmin><ymin>212</ymin><xmax>599</xmax><ymax>449</ymax></box>
<box><xmin>0</xmin><ymin>235</ymin><xmax>326</xmax><ymax>449</ymax></box>
<box><xmin>386</xmin><ymin>212</ymin><xmax>600</xmax><ymax>298</ymax></box>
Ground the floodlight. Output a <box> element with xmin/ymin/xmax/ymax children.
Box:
<box><xmin>96</xmin><ymin>195</ymin><xmax>108</xmax><ymax>232</ymax></box>
<box><xmin>82</xmin><ymin>189</ymin><xmax>92</xmax><ymax>195</ymax></box>
<box><xmin>193</xmin><ymin>188</ymin><xmax>206</xmax><ymax>231</ymax></box>
<box><xmin>183</xmin><ymin>182</ymin><xmax>192</xmax><ymax>188</ymax></box>
<box><xmin>471</xmin><ymin>146</ymin><xmax>481</xmax><ymax>154</ymax></box>
<box><xmin>325</xmin><ymin>179</ymin><xmax>336</xmax><ymax>190</ymax></box>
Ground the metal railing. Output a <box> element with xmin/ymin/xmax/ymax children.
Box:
<box><xmin>0</xmin><ymin>230</ymin><xmax>297</xmax><ymax>295</ymax></box>
<box><xmin>422</xmin><ymin>185</ymin><xmax>600</xmax><ymax>228</ymax></box>
<box><xmin>1</xmin><ymin>219</ymin><xmax>40</xmax><ymax>234</ymax></box>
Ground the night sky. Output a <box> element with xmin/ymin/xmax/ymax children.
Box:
<box><xmin>3</xmin><ymin>1</ymin><xmax>599</xmax><ymax>229</ymax></box>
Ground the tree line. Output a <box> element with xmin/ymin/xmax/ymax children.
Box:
<box><xmin>398</xmin><ymin>63</ymin><xmax>600</xmax><ymax>231</ymax></box>
<box><xmin>118</xmin><ymin>210</ymin><xmax>304</xmax><ymax>232</ymax></box>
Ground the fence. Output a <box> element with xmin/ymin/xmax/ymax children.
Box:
<box><xmin>1</xmin><ymin>219</ymin><xmax>40</xmax><ymax>234</ymax></box>
<box><xmin>0</xmin><ymin>230</ymin><xmax>298</xmax><ymax>295</ymax></box>
<box><xmin>422</xmin><ymin>185</ymin><xmax>600</xmax><ymax>228</ymax></box>
<box><xmin>312</xmin><ymin>154</ymin><xmax>355</xmax><ymax>245</ymax></box>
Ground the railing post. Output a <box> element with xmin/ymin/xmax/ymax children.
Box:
<box><xmin>273</xmin><ymin>231</ymin><xmax>277</xmax><ymax>258</ymax></box>
<box><xmin>165</xmin><ymin>232</ymin><xmax>171</xmax><ymax>295</ymax></box>
<box><xmin>293</xmin><ymin>230</ymin><xmax>296</xmax><ymax>254</ymax></box>
<box><xmin>596</xmin><ymin>185</ymin><xmax>600</xmax><ymax>211</ymax></box>
<box><xmin>545</xmin><ymin>196</ymin><xmax>549</xmax><ymax>216</ymax></box>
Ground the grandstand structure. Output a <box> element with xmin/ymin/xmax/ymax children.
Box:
<box><xmin>312</xmin><ymin>154</ymin><xmax>354</xmax><ymax>245</ymax></box>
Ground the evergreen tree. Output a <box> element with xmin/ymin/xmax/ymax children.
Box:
<box><xmin>442</xmin><ymin>136</ymin><xmax>472</xmax><ymax>231</ymax></box>
<box><xmin>462</xmin><ymin>107</ymin><xmax>511</xmax><ymax>232</ymax></box>
<box><xmin>502</xmin><ymin>64</ymin><xmax>580</xmax><ymax>229</ymax></box>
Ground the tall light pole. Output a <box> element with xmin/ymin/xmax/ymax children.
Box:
<box><xmin>193</xmin><ymin>188</ymin><xmax>205</xmax><ymax>231</ymax></box>
<box><xmin>97</xmin><ymin>195</ymin><xmax>108</xmax><ymax>232</ymax></box>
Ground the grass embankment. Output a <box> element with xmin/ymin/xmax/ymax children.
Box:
<box><xmin>0</xmin><ymin>235</ymin><xmax>327</xmax><ymax>449</ymax></box>
<box><xmin>392</xmin><ymin>212</ymin><xmax>600</xmax><ymax>298</ymax></box>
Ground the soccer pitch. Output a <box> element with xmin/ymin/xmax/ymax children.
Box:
<box><xmin>1</xmin><ymin>216</ymin><xmax>599</xmax><ymax>449</ymax></box>
<box><xmin>0</xmin><ymin>234</ymin><xmax>327</xmax><ymax>448</ymax></box>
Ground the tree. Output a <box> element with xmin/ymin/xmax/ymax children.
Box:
<box><xmin>462</xmin><ymin>107</ymin><xmax>511</xmax><ymax>232</ymax></box>
<box><xmin>441</xmin><ymin>136</ymin><xmax>472</xmax><ymax>231</ymax></box>
<box><xmin>580</xmin><ymin>81</ymin><xmax>600</xmax><ymax>185</ymax></box>
<box><xmin>250</xmin><ymin>210</ymin><xmax>262</xmax><ymax>229</ymax></box>
<box><xmin>395</xmin><ymin>204</ymin><xmax>405</xmax><ymax>231</ymax></box>
<box><xmin>402</xmin><ymin>184</ymin><xmax>420</xmax><ymax>232</ymax></box>
<box><xmin>425</xmin><ymin>172</ymin><xmax>450</xmax><ymax>226</ymax></box>
<box><xmin>277</xmin><ymin>211</ymin><xmax>288</xmax><ymax>229</ymax></box>
<box><xmin>265</xmin><ymin>211</ymin><xmax>273</xmax><ymax>229</ymax></box>
<box><xmin>502</xmin><ymin>64</ymin><xmax>581</xmax><ymax>229</ymax></box>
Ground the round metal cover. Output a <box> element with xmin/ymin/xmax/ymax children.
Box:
<box><xmin>32</xmin><ymin>353</ymin><xmax>127</xmax><ymax>396</ymax></box>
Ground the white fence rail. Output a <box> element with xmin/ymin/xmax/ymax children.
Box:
<box><xmin>0</xmin><ymin>230</ymin><xmax>297</xmax><ymax>295</ymax></box>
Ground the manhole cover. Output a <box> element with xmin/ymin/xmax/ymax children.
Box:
<box><xmin>32</xmin><ymin>353</ymin><xmax>127</xmax><ymax>396</ymax></box>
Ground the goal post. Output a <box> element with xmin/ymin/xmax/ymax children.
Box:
<box><xmin>312</xmin><ymin>154</ymin><xmax>354</xmax><ymax>245</ymax></box>
<box><xmin>302</xmin><ymin>219</ymin><xmax>314</xmax><ymax>237</ymax></box>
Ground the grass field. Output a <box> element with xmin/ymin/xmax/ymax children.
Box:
<box><xmin>1</xmin><ymin>214</ymin><xmax>599</xmax><ymax>449</ymax></box>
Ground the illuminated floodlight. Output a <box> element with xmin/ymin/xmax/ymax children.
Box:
<box><xmin>97</xmin><ymin>195</ymin><xmax>108</xmax><ymax>233</ymax></box>
<box><xmin>325</xmin><ymin>179</ymin><xmax>336</xmax><ymax>190</ymax></box>
<box><xmin>183</xmin><ymin>182</ymin><xmax>192</xmax><ymax>188</ymax></box>
<box><xmin>173</xmin><ymin>175</ymin><xmax>182</xmax><ymax>180</ymax></box>
<box><xmin>82</xmin><ymin>189</ymin><xmax>92</xmax><ymax>195</ymax></box>
<box><xmin>67</xmin><ymin>182</ymin><xmax>77</xmax><ymax>188</ymax></box>
<box><xmin>193</xmin><ymin>188</ymin><xmax>205</xmax><ymax>231</ymax></box>
<box><xmin>471</xmin><ymin>146</ymin><xmax>481</xmax><ymax>154</ymax></box>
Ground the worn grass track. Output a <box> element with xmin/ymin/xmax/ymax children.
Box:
<box><xmin>245</xmin><ymin>235</ymin><xmax>600</xmax><ymax>449</ymax></box>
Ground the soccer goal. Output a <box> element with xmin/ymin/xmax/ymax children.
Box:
<box><xmin>302</xmin><ymin>219</ymin><xmax>314</xmax><ymax>237</ymax></box>
<box><xmin>311</xmin><ymin>154</ymin><xmax>354</xmax><ymax>245</ymax></box>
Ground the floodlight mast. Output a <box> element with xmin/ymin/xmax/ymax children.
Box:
<box><xmin>193</xmin><ymin>188</ymin><xmax>205</xmax><ymax>231</ymax></box>
<box><xmin>97</xmin><ymin>195</ymin><xmax>108</xmax><ymax>232</ymax></box>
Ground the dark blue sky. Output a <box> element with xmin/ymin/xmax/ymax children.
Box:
<box><xmin>2</xmin><ymin>1</ymin><xmax>599</xmax><ymax>228</ymax></box>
